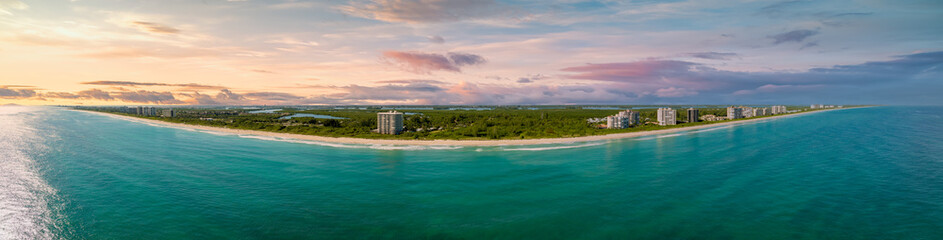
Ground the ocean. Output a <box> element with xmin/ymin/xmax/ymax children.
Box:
<box><xmin>1</xmin><ymin>106</ymin><xmax>941</xmax><ymax>239</ymax></box>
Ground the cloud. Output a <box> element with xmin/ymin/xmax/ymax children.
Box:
<box><xmin>265</xmin><ymin>37</ymin><xmax>319</xmax><ymax>47</ymax></box>
<box><xmin>428</xmin><ymin>35</ymin><xmax>445</xmax><ymax>44</ymax></box>
<box><xmin>382</xmin><ymin>51</ymin><xmax>486</xmax><ymax>74</ymax></box>
<box><xmin>374</xmin><ymin>79</ymin><xmax>447</xmax><ymax>84</ymax></box>
<box><xmin>339</xmin><ymin>0</ymin><xmax>514</xmax><ymax>24</ymax></box>
<box><xmin>515</xmin><ymin>74</ymin><xmax>548</xmax><ymax>83</ymax></box>
<box><xmin>561</xmin><ymin>60</ymin><xmax>699</xmax><ymax>83</ymax></box>
<box><xmin>75</xmin><ymin>89</ymin><xmax>114</xmax><ymax>100</ymax></box>
<box><xmin>557</xmin><ymin>51</ymin><xmax>943</xmax><ymax>104</ymax></box>
<box><xmin>131</xmin><ymin>21</ymin><xmax>181</xmax><ymax>34</ymax></box>
<box><xmin>113</xmin><ymin>90</ymin><xmax>182</xmax><ymax>104</ymax></box>
<box><xmin>77</xmin><ymin>46</ymin><xmax>219</xmax><ymax>59</ymax></box>
<box><xmin>768</xmin><ymin>29</ymin><xmax>818</xmax><ymax>44</ymax></box>
<box><xmin>447</xmin><ymin>52</ymin><xmax>486</xmax><ymax>66</ymax></box>
<box><xmin>654</xmin><ymin>87</ymin><xmax>697</xmax><ymax>97</ymax></box>
<box><xmin>0</xmin><ymin>86</ymin><xmax>36</xmax><ymax>98</ymax></box>
<box><xmin>9</xmin><ymin>52</ymin><xmax>940</xmax><ymax>105</ymax></box>
<box><xmin>687</xmin><ymin>52</ymin><xmax>739</xmax><ymax>60</ymax></box>
<box><xmin>0</xmin><ymin>0</ymin><xmax>28</xmax><ymax>15</ymax></box>
<box><xmin>268</xmin><ymin>1</ymin><xmax>317</xmax><ymax>9</ymax></box>
<box><xmin>732</xmin><ymin>84</ymin><xmax>823</xmax><ymax>95</ymax></box>
<box><xmin>757</xmin><ymin>0</ymin><xmax>805</xmax><ymax>18</ymax></box>
<box><xmin>81</xmin><ymin>81</ymin><xmax>225</xmax><ymax>90</ymax></box>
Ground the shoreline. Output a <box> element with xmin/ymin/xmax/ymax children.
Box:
<box><xmin>73</xmin><ymin>107</ymin><xmax>862</xmax><ymax>146</ymax></box>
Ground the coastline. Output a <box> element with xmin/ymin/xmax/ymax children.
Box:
<box><xmin>73</xmin><ymin>107</ymin><xmax>862</xmax><ymax>146</ymax></box>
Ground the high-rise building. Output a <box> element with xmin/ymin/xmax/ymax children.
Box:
<box><xmin>687</xmin><ymin>108</ymin><xmax>699</xmax><ymax>123</ymax></box>
<box><xmin>606</xmin><ymin>110</ymin><xmax>639</xmax><ymax>129</ymax></box>
<box><xmin>753</xmin><ymin>108</ymin><xmax>768</xmax><ymax>117</ymax></box>
<box><xmin>726</xmin><ymin>106</ymin><xmax>743</xmax><ymax>120</ymax></box>
<box><xmin>770</xmin><ymin>105</ymin><xmax>787</xmax><ymax>114</ymax></box>
<box><xmin>617</xmin><ymin>110</ymin><xmax>640</xmax><ymax>126</ymax></box>
<box><xmin>161</xmin><ymin>109</ymin><xmax>175</xmax><ymax>117</ymax></box>
<box><xmin>377</xmin><ymin>111</ymin><xmax>404</xmax><ymax>135</ymax></box>
<box><xmin>657</xmin><ymin>108</ymin><xmax>676</xmax><ymax>126</ymax></box>
<box><xmin>742</xmin><ymin>106</ymin><xmax>754</xmax><ymax>118</ymax></box>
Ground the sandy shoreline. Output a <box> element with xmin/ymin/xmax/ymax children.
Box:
<box><xmin>73</xmin><ymin>107</ymin><xmax>861</xmax><ymax>146</ymax></box>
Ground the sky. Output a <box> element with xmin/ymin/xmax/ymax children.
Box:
<box><xmin>0</xmin><ymin>0</ymin><xmax>941</xmax><ymax>106</ymax></box>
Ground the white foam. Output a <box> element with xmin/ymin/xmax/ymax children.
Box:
<box><xmin>501</xmin><ymin>142</ymin><xmax>605</xmax><ymax>151</ymax></box>
<box><xmin>688</xmin><ymin>125</ymin><xmax>733</xmax><ymax>134</ymax></box>
<box><xmin>656</xmin><ymin>133</ymin><xmax>683</xmax><ymax>139</ymax></box>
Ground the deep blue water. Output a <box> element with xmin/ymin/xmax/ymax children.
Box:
<box><xmin>1</xmin><ymin>106</ymin><xmax>942</xmax><ymax>239</ymax></box>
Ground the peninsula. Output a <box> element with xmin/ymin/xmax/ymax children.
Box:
<box><xmin>71</xmin><ymin>105</ymin><xmax>859</xmax><ymax>146</ymax></box>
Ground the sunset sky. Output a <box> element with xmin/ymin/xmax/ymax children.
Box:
<box><xmin>1</xmin><ymin>0</ymin><xmax>941</xmax><ymax>105</ymax></box>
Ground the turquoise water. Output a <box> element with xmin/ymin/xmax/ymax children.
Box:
<box><xmin>1</xmin><ymin>106</ymin><xmax>942</xmax><ymax>239</ymax></box>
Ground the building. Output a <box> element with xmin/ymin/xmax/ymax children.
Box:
<box><xmin>753</xmin><ymin>107</ymin><xmax>768</xmax><ymax>117</ymax></box>
<box><xmin>606</xmin><ymin>110</ymin><xmax>639</xmax><ymax>129</ymax></box>
<box><xmin>726</xmin><ymin>106</ymin><xmax>743</xmax><ymax>120</ymax></box>
<box><xmin>700</xmin><ymin>114</ymin><xmax>724</xmax><ymax>121</ymax></box>
<box><xmin>617</xmin><ymin>110</ymin><xmax>640</xmax><ymax>126</ymax></box>
<box><xmin>770</xmin><ymin>105</ymin><xmax>787</xmax><ymax>114</ymax></box>
<box><xmin>687</xmin><ymin>108</ymin><xmax>699</xmax><ymax>123</ymax></box>
<box><xmin>161</xmin><ymin>109</ymin><xmax>175</xmax><ymax>117</ymax></box>
<box><xmin>377</xmin><ymin>111</ymin><xmax>404</xmax><ymax>135</ymax></box>
<box><xmin>606</xmin><ymin>115</ymin><xmax>628</xmax><ymax>129</ymax></box>
<box><xmin>657</xmin><ymin>108</ymin><xmax>676</xmax><ymax>126</ymax></box>
<box><xmin>742</xmin><ymin>106</ymin><xmax>754</xmax><ymax>118</ymax></box>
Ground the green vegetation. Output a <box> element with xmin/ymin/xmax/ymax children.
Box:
<box><xmin>73</xmin><ymin>105</ymin><xmax>848</xmax><ymax>140</ymax></box>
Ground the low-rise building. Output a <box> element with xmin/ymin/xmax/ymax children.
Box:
<box><xmin>700</xmin><ymin>114</ymin><xmax>725</xmax><ymax>122</ymax></box>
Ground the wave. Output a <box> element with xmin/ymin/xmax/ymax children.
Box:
<box><xmin>501</xmin><ymin>142</ymin><xmax>605</xmax><ymax>151</ymax></box>
<box><xmin>688</xmin><ymin>125</ymin><xmax>733</xmax><ymax>134</ymax></box>
<box><xmin>656</xmin><ymin>133</ymin><xmax>683</xmax><ymax>139</ymax></box>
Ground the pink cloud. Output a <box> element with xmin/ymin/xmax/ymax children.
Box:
<box><xmin>560</xmin><ymin>60</ymin><xmax>697</xmax><ymax>83</ymax></box>
<box><xmin>654</xmin><ymin>87</ymin><xmax>698</xmax><ymax>97</ymax></box>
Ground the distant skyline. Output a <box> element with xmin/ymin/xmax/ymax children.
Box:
<box><xmin>1</xmin><ymin>0</ymin><xmax>941</xmax><ymax>105</ymax></box>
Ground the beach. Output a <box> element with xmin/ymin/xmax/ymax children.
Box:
<box><xmin>75</xmin><ymin>107</ymin><xmax>859</xmax><ymax>146</ymax></box>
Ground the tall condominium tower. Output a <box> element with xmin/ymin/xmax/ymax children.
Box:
<box><xmin>687</xmin><ymin>108</ymin><xmax>699</xmax><ymax>123</ymax></box>
<box><xmin>657</xmin><ymin>108</ymin><xmax>677</xmax><ymax>126</ymax></box>
<box><xmin>726</xmin><ymin>106</ymin><xmax>743</xmax><ymax>120</ymax></box>
<box><xmin>377</xmin><ymin>111</ymin><xmax>404</xmax><ymax>135</ymax></box>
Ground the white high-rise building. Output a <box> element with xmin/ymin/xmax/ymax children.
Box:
<box><xmin>377</xmin><ymin>111</ymin><xmax>404</xmax><ymax>135</ymax></box>
<box><xmin>753</xmin><ymin>108</ymin><xmax>768</xmax><ymax>117</ymax></box>
<box><xmin>727</xmin><ymin>106</ymin><xmax>743</xmax><ymax>120</ymax></box>
<box><xmin>770</xmin><ymin>105</ymin><xmax>787</xmax><ymax>114</ymax></box>
<box><xmin>657</xmin><ymin>108</ymin><xmax>677</xmax><ymax>126</ymax></box>
<box><xmin>742</xmin><ymin>106</ymin><xmax>754</xmax><ymax>118</ymax></box>
<box><xmin>617</xmin><ymin>110</ymin><xmax>640</xmax><ymax>126</ymax></box>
